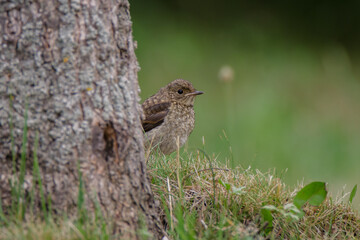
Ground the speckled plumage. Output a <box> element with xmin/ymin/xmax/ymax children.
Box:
<box><xmin>142</xmin><ymin>79</ymin><xmax>203</xmax><ymax>154</ymax></box>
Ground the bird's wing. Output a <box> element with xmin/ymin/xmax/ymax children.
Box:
<box><xmin>142</xmin><ymin>102</ymin><xmax>171</xmax><ymax>132</ymax></box>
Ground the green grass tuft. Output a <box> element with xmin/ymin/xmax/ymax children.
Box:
<box><xmin>147</xmin><ymin>150</ymin><xmax>360</xmax><ymax>239</ymax></box>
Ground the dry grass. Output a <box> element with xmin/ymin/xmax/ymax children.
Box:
<box><xmin>147</xmin><ymin>150</ymin><xmax>360</xmax><ymax>239</ymax></box>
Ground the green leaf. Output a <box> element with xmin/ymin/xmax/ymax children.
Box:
<box><xmin>218</xmin><ymin>179</ymin><xmax>231</xmax><ymax>192</ymax></box>
<box><xmin>349</xmin><ymin>184</ymin><xmax>357</xmax><ymax>204</ymax></box>
<box><xmin>260</xmin><ymin>208</ymin><xmax>273</xmax><ymax>233</ymax></box>
<box><xmin>294</xmin><ymin>182</ymin><xmax>327</xmax><ymax>209</ymax></box>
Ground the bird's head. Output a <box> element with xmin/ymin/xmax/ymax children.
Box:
<box><xmin>165</xmin><ymin>79</ymin><xmax>203</xmax><ymax>106</ymax></box>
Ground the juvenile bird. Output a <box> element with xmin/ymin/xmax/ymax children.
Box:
<box><xmin>142</xmin><ymin>79</ymin><xmax>203</xmax><ymax>155</ymax></box>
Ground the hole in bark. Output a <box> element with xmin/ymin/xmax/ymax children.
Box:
<box><xmin>119</xmin><ymin>48</ymin><xmax>129</xmax><ymax>59</ymax></box>
<box><xmin>103</xmin><ymin>122</ymin><xmax>117</xmax><ymax>160</ymax></box>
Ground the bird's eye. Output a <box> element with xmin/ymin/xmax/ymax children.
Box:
<box><xmin>177</xmin><ymin>89</ymin><xmax>183</xmax><ymax>94</ymax></box>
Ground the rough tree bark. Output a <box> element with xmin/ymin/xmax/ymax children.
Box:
<box><xmin>0</xmin><ymin>0</ymin><xmax>164</xmax><ymax>239</ymax></box>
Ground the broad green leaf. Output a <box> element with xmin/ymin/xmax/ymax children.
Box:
<box><xmin>294</xmin><ymin>182</ymin><xmax>327</xmax><ymax>209</ymax></box>
<box><xmin>260</xmin><ymin>208</ymin><xmax>273</xmax><ymax>232</ymax></box>
<box><xmin>349</xmin><ymin>184</ymin><xmax>357</xmax><ymax>204</ymax></box>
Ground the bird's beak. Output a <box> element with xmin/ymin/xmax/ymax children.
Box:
<box><xmin>186</xmin><ymin>90</ymin><xmax>204</xmax><ymax>96</ymax></box>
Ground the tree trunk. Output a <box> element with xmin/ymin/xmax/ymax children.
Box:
<box><xmin>0</xmin><ymin>0</ymin><xmax>164</xmax><ymax>239</ymax></box>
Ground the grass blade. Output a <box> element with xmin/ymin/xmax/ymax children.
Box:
<box><xmin>9</xmin><ymin>94</ymin><xmax>17</xmax><ymax>176</ymax></box>
<box><xmin>32</xmin><ymin>132</ymin><xmax>48</xmax><ymax>222</ymax></box>
<box><xmin>18</xmin><ymin>101</ymin><xmax>29</xmax><ymax>219</ymax></box>
<box><xmin>349</xmin><ymin>184</ymin><xmax>357</xmax><ymax>204</ymax></box>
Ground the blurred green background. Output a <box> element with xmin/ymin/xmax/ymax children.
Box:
<box><xmin>131</xmin><ymin>0</ymin><xmax>360</xmax><ymax>206</ymax></box>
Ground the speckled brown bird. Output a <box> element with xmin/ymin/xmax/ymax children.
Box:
<box><xmin>142</xmin><ymin>79</ymin><xmax>203</xmax><ymax>155</ymax></box>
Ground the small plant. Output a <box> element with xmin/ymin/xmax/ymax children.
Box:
<box><xmin>349</xmin><ymin>184</ymin><xmax>357</xmax><ymax>204</ymax></box>
<box><xmin>293</xmin><ymin>181</ymin><xmax>328</xmax><ymax>209</ymax></box>
<box><xmin>261</xmin><ymin>181</ymin><xmax>328</xmax><ymax>233</ymax></box>
<box><xmin>218</xmin><ymin>178</ymin><xmax>246</xmax><ymax>195</ymax></box>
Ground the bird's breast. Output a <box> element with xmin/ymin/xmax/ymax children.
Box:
<box><xmin>144</xmin><ymin>103</ymin><xmax>195</xmax><ymax>154</ymax></box>
<box><xmin>166</xmin><ymin>104</ymin><xmax>195</xmax><ymax>132</ymax></box>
